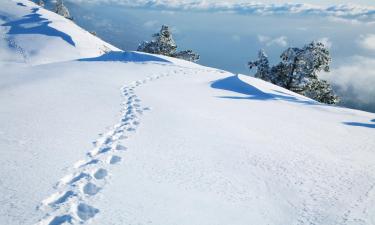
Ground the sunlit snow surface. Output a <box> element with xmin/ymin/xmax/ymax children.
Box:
<box><xmin>0</xmin><ymin>1</ymin><xmax>375</xmax><ymax>225</ymax></box>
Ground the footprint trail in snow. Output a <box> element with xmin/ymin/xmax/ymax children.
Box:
<box><xmin>35</xmin><ymin>71</ymin><xmax>179</xmax><ymax>225</ymax></box>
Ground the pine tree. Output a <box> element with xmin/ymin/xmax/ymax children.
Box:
<box><xmin>248</xmin><ymin>41</ymin><xmax>339</xmax><ymax>104</ymax></box>
<box><xmin>138</xmin><ymin>25</ymin><xmax>177</xmax><ymax>56</ymax></box>
<box><xmin>138</xmin><ymin>25</ymin><xmax>200</xmax><ymax>62</ymax></box>
<box><xmin>55</xmin><ymin>0</ymin><xmax>72</xmax><ymax>20</ymax></box>
<box><xmin>248</xmin><ymin>49</ymin><xmax>271</xmax><ymax>81</ymax></box>
<box><xmin>304</xmin><ymin>79</ymin><xmax>339</xmax><ymax>104</ymax></box>
<box><xmin>279</xmin><ymin>41</ymin><xmax>331</xmax><ymax>92</ymax></box>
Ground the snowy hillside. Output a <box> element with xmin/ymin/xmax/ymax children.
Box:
<box><xmin>1</xmin><ymin>1</ymin><xmax>375</xmax><ymax>225</ymax></box>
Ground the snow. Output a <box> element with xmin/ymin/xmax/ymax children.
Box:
<box><xmin>0</xmin><ymin>1</ymin><xmax>375</xmax><ymax>225</ymax></box>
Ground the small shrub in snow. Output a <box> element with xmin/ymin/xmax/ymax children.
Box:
<box><xmin>249</xmin><ymin>41</ymin><xmax>339</xmax><ymax>104</ymax></box>
<box><xmin>138</xmin><ymin>25</ymin><xmax>200</xmax><ymax>62</ymax></box>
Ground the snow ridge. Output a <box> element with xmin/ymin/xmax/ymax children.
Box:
<box><xmin>35</xmin><ymin>72</ymin><xmax>174</xmax><ymax>225</ymax></box>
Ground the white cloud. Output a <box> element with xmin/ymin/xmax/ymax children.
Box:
<box><xmin>258</xmin><ymin>35</ymin><xmax>288</xmax><ymax>47</ymax></box>
<box><xmin>257</xmin><ymin>35</ymin><xmax>270</xmax><ymax>43</ymax></box>
<box><xmin>322</xmin><ymin>55</ymin><xmax>375</xmax><ymax>111</ymax></box>
<box><xmin>143</xmin><ymin>20</ymin><xmax>159</xmax><ymax>28</ymax></box>
<box><xmin>74</xmin><ymin>0</ymin><xmax>375</xmax><ymax>23</ymax></box>
<box><xmin>327</xmin><ymin>16</ymin><xmax>362</xmax><ymax>25</ymax></box>
<box><xmin>358</xmin><ymin>34</ymin><xmax>375</xmax><ymax>51</ymax></box>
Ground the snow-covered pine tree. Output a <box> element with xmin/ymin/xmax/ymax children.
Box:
<box><xmin>138</xmin><ymin>25</ymin><xmax>200</xmax><ymax>62</ymax></box>
<box><xmin>248</xmin><ymin>41</ymin><xmax>339</xmax><ymax>104</ymax></box>
<box><xmin>248</xmin><ymin>49</ymin><xmax>271</xmax><ymax>81</ymax></box>
<box><xmin>279</xmin><ymin>41</ymin><xmax>331</xmax><ymax>93</ymax></box>
<box><xmin>172</xmin><ymin>50</ymin><xmax>200</xmax><ymax>62</ymax></box>
<box><xmin>304</xmin><ymin>79</ymin><xmax>339</xmax><ymax>104</ymax></box>
<box><xmin>55</xmin><ymin>0</ymin><xmax>72</xmax><ymax>20</ymax></box>
<box><xmin>137</xmin><ymin>25</ymin><xmax>177</xmax><ymax>56</ymax></box>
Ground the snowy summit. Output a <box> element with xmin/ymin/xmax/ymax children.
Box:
<box><xmin>0</xmin><ymin>1</ymin><xmax>375</xmax><ymax>225</ymax></box>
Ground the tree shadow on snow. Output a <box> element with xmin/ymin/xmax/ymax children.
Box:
<box><xmin>210</xmin><ymin>75</ymin><xmax>316</xmax><ymax>105</ymax></box>
<box><xmin>1</xmin><ymin>7</ymin><xmax>75</xmax><ymax>46</ymax></box>
<box><xmin>78</xmin><ymin>51</ymin><xmax>171</xmax><ymax>63</ymax></box>
<box><xmin>343</xmin><ymin>119</ymin><xmax>375</xmax><ymax>129</ymax></box>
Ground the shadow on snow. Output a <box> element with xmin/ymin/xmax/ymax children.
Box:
<box><xmin>210</xmin><ymin>75</ymin><xmax>316</xmax><ymax>105</ymax></box>
<box><xmin>78</xmin><ymin>51</ymin><xmax>171</xmax><ymax>63</ymax></box>
<box><xmin>17</xmin><ymin>2</ymin><xmax>26</xmax><ymax>7</ymax></box>
<box><xmin>343</xmin><ymin>119</ymin><xmax>375</xmax><ymax>129</ymax></box>
<box><xmin>2</xmin><ymin>7</ymin><xmax>75</xmax><ymax>46</ymax></box>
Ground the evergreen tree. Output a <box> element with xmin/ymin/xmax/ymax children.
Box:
<box><xmin>248</xmin><ymin>42</ymin><xmax>339</xmax><ymax>104</ymax></box>
<box><xmin>138</xmin><ymin>25</ymin><xmax>177</xmax><ymax>56</ymax></box>
<box><xmin>138</xmin><ymin>25</ymin><xmax>200</xmax><ymax>62</ymax></box>
<box><xmin>279</xmin><ymin>41</ymin><xmax>331</xmax><ymax>92</ymax></box>
<box><xmin>304</xmin><ymin>79</ymin><xmax>339</xmax><ymax>104</ymax></box>
<box><xmin>55</xmin><ymin>0</ymin><xmax>72</xmax><ymax>20</ymax></box>
<box><xmin>248</xmin><ymin>49</ymin><xmax>271</xmax><ymax>81</ymax></box>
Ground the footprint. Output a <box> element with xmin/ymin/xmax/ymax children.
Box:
<box><xmin>76</xmin><ymin>203</ymin><xmax>99</xmax><ymax>221</ymax></box>
<box><xmin>83</xmin><ymin>182</ymin><xmax>101</xmax><ymax>196</ymax></box>
<box><xmin>122</xmin><ymin>122</ymin><xmax>131</xmax><ymax>126</ymax></box>
<box><xmin>115</xmin><ymin>144</ymin><xmax>127</xmax><ymax>151</ymax></box>
<box><xmin>47</xmin><ymin>214</ymin><xmax>73</xmax><ymax>225</ymax></box>
<box><xmin>133</xmin><ymin>121</ymin><xmax>140</xmax><ymax>126</ymax></box>
<box><xmin>75</xmin><ymin>159</ymin><xmax>100</xmax><ymax>168</ymax></box>
<box><xmin>104</xmin><ymin>137</ymin><xmax>112</xmax><ymax>145</ymax></box>
<box><xmin>98</xmin><ymin>146</ymin><xmax>112</xmax><ymax>154</ymax></box>
<box><xmin>109</xmin><ymin>155</ymin><xmax>121</xmax><ymax>164</ymax></box>
<box><xmin>121</xmin><ymin>117</ymin><xmax>131</xmax><ymax>122</ymax></box>
<box><xmin>126</xmin><ymin>109</ymin><xmax>134</xmax><ymax>115</ymax></box>
<box><xmin>69</xmin><ymin>173</ymin><xmax>90</xmax><ymax>185</ymax></box>
<box><xmin>46</xmin><ymin>191</ymin><xmax>76</xmax><ymax>207</ymax></box>
<box><xmin>118</xmin><ymin>135</ymin><xmax>128</xmax><ymax>140</ymax></box>
<box><xmin>127</xmin><ymin>127</ymin><xmax>136</xmax><ymax>132</ymax></box>
<box><xmin>94</xmin><ymin>169</ymin><xmax>108</xmax><ymax>180</ymax></box>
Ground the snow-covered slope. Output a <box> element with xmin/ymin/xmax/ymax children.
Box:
<box><xmin>1</xmin><ymin>1</ymin><xmax>375</xmax><ymax>225</ymax></box>
<box><xmin>0</xmin><ymin>0</ymin><xmax>119</xmax><ymax>65</ymax></box>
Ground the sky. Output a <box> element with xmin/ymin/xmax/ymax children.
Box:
<box><xmin>72</xmin><ymin>0</ymin><xmax>375</xmax><ymax>23</ymax></box>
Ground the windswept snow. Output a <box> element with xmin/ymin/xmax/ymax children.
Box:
<box><xmin>0</xmin><ymin>1</ymin><xmax>375</xmax><ymax>225</ymax></box>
